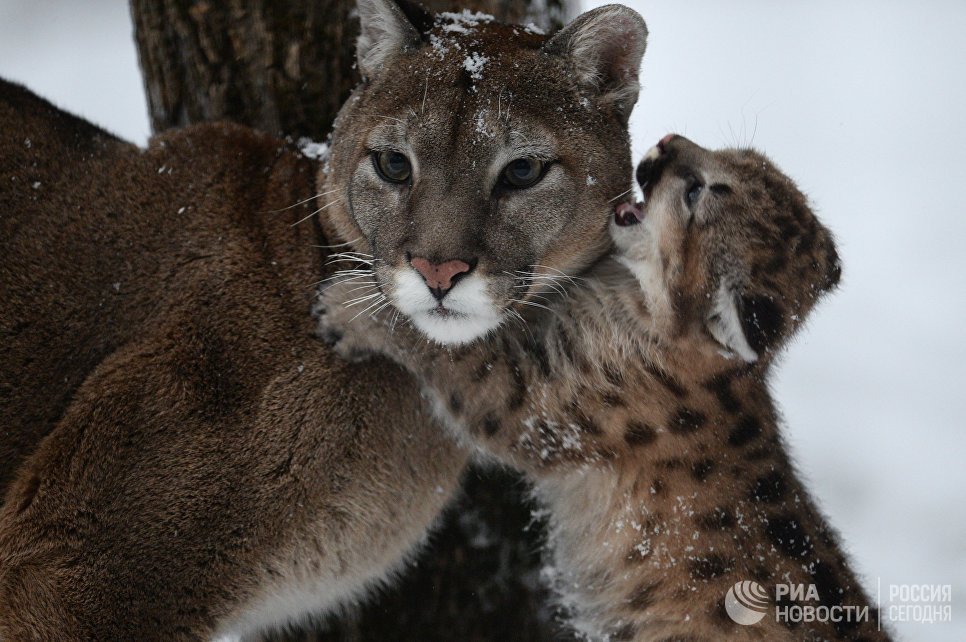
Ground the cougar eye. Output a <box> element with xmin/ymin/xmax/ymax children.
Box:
<box><xmin>501</xmin><ymin>158</ymin><xmax>545</xmax><ymax>189</ymax></box>
<box><xmin>373</xmin><ymin>151</ymin><xmax>412</xmax><ymax>183</ymax></box>
<box><xmin>685</xmin><ymin>180</ymin><xmax>703</xmax><ymax>208</ymax></box>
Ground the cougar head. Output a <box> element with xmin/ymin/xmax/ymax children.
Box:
<box><xmin>324</xmin><ymin>0</ymin><xmax>647</xmax><ymax>344</ymax></box>
<box><xmin>612</xmin><ymin>135</ymin><xmax>842</xmax><ymax>363</ymax></box>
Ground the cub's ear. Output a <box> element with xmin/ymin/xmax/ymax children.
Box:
<box><xmin>706</xmin><ymin>282</ymin><xmax>759</xmax><ymax>363</ymax></box>
<box><xmin>543</xmin><ymin>5</ymin><xmax>648</xmax><ymax>122</ymax></box>
<box><xmin>356</xmin><ymin>0</ymin><xmax>424</xmax><ymax>80</ymax></box>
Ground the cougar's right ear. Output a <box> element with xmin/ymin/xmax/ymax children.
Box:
<box><xmin>543</xmin><ymin>5</ymin><xmax>648</xmax><ymax>122</ymax></box>
<box><xmin>356</xmin><ymin>0</ymin><xmax>424</xmax><ymax>80</ymax></box>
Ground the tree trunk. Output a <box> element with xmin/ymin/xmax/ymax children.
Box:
<box><xmin>131</xmin><ymin>0</ymin><xmax>571</xmax><ymax>141</ymax></box>
<box><xmin>130</xmin><ymin>1</ymin><xmax>573</xmax><ymax>640</ymax></box>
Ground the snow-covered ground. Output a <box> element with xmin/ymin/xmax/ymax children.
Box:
<box><xmin>1</xmin><ymin>1</ymin><xmax>963</xmax><ymax>639</ymax></box>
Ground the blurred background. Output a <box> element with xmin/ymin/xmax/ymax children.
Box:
<box><xmin>1</xmin><ymin>1</ymin><xmax>963</xmax><ymax>639</ymax></box>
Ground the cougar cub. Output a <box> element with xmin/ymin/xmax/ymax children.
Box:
<box><xmin>320</xmin><ymin>135</ymin><xmax>890</xmax><ymax>641</ymax></box>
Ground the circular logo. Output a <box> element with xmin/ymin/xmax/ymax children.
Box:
<box><xmin>725</xmin><ymin>580</ymin><xmax>770</xmax><ymax>625</ymax></box>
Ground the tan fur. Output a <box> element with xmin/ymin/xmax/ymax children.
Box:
<box><xmin>0</xmin><ymin>79</ymin><xmax>468</xmax><ymax>641</ymax></box>
<box><xmin>323</xmin><ymin>0</ymin><xmax>647</xmax><ymax>346</ymax></box>
<box><xmin>0</xmin><ymin>0</ymin><xmax>650</xmax><ymax>636</ymax></box>
<box><xmin>320</xmin><ymin>136</ymin><xmax>890</xmax><ymax>641</ymax></box>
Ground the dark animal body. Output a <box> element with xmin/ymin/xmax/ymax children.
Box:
<box><xmin>0</xmin><ymin>80</ymin><xmax>467</xmax><ymax>640</ymax></box>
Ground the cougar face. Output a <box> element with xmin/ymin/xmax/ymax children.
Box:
<box><xmin>325</xmin><ymin>1</ymin><xmax>647</xmax><ymax>344</ymax></box>
<box><xmin>612</xmin><ymin>135</ymin><xmax>842</xmax><ymax>362</ymax></box>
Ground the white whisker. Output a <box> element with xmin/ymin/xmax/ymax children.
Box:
<box><xmin>343</xmin><ymin>292</ymin><xmax>383</xmax><ymax>308</ymax></box>
<box><xmin>263</xmin><ymin>188</ymin><xmax>342</xmax><ymax>214</ymax></box>
<box><xmin>608</xmin><ymin>187</ymin><xmax>634</xmax><ymax>203</ymax></box>
<box><xmin>510</xmin><ymin>298</ymin><xmax>553</xmax><ymax>313</ymax></box>
<box><xmin>350</xmin><ymin>295</ymin><xmax>389</xmax><ymax>321</ymax></box>
<box><xmin>342</xmin><ymin>283</ymin><xmax>380</xmax><ymax>294</ymax></box>
<box><xmin>313</xmin><ymin>271</ymin><xmax>374</xmax><ymax>287</ymax></box>
<box><xmin>421</xmin><ymin>77</ymin><xmax>429</xmax><ymax>115</ymax></box>
<box><xmin>530</xmin><ymin>264</ymin><xmax>588</xmax><ymax>284</ymax></box>
<box><xmin>311</xmin><ymin>237</ymin><xmax>362</xmax><ymax>249</ymax></box>
<box><xmin>370</xmin><ymin>300</ymin><xmax>394</xmax><ymax>318</ymax></box>
<box><xmin>291</xmin><ymin>197</ymin><xmax>345</xmax><ymax>227</ymax></box>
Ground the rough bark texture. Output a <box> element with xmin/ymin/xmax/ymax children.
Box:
<box><xmin>130</xmin><ymin>0</ymin><xmax>573</xmax><ymax>639</ymax></box>
<box><xmin>131</xmin><ymin>0</ymin><xmax>571</xmax><ymax>141</ymax></box>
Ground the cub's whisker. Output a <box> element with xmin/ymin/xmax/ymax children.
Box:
<box><xmin>607</xmin><ymin>188</ymin><xmax>634</xmax><ymax>203</ymax></box>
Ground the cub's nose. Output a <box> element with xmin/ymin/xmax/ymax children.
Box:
<box><xmin>410</xmin><ymin>256</ymin><xmax>476</xmax><ymax>301</ymax></box>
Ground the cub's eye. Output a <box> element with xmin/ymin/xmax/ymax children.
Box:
<box><xmin>501</xmin><ymin>158</ymin><xmax>545</xmax><ymax>189</ymax></box>
<box><xmin>685</xmin><ymin>181</ymin><xmax>703</xmax><ymax>208</ymax></box>
<box><xmin>373</xmin><ymin>151</ymin><xmax>412</xmax><ymax>183</ymax></box>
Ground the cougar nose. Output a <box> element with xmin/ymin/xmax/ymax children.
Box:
<box><xmin>410</xmin><ymin>256</ymin><xmax>475</xmax><ymax>301</ymax></box>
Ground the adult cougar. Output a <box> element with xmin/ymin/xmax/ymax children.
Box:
<box><xmin>0</xmin><ymin>0</ymin><xmax>647</xmax><ymax>639</ymax></box>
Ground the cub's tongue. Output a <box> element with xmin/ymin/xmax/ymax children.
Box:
<box><xmin>614</xmin><ymin>202</ymin><xmax>644</xmax><ymax>227</ymax></box>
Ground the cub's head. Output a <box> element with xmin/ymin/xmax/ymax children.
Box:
<box><xmin>612</xmin><ymin>135</ymin><xmax>841</xmax><ymax>363</ymax></box>
<box><xmin>324</xmin><ymin>0</ymin><xmax>647</xmax><ymax>344</ymax></box>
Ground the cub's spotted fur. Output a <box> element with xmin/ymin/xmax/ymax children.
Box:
<box><xmin>320</xmin><ymin>135</ymin><xmax>889</xmax><ymax>641</ymax></box>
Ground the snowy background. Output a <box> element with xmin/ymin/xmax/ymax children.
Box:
<box><xmin>1</xmin><ymin>1</ymin><xmax>964</xmax><ymax>639</ymax></box>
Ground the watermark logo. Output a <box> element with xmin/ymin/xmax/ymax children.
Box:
<box><xmin>725</xmin><ymin>580</ymin><xmax>770</xmax><ymax>625</ymax></box>
<box><xmin>885</xmin><ymin>583</ymin><xmax>952</xmax><ymax>625</ymax></box>
<box><xmin>723</xmin><ymin>579</ymin><xmax>953</xmax><ymax>630</ymax></box>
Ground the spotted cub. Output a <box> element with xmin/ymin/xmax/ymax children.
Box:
<box><xmin>318</xmin><ymin>135</ymin><xmax>889</xmax><ymax>641</ymax></box>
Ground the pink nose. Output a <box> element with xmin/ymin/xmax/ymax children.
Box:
<box><xmin>657</xmin><ymin>133</ymin><xmax>676</xmax><ymax>152</ymax></box>
<box><xmin>410</xmin><ymin>257</ymin><xmax>473</xmax><ymax>300</ymax></box>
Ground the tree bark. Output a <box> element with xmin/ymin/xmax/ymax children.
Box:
<box><xmin>130</xmin><ymin>1</ymin><xmax>573</xmax><ymax>640</ymax></box>
<box><xmin>131</xmin><ymin>0</ymin><xmax>571</xmax><ymax>141</ymax></box>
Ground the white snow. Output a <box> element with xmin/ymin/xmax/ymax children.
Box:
<box><xmin>1</xmin><ymin>2</ymin><xmax>964</xmax><ymax>640</ymax></box>
<box><xmin>462</xmin><ymin>52</ymin><xmax>489</xmax><ymax>81</ymax></box>
<box><xmin>523</xmin><ymin>22</ymin><xmax>546</xmax><ymax>35</ymax></box>
<box><xmin>437</xmin><ymin>9</ymin><xmax>495</xmax><ymax>35</ymax></box>
<box><xmin>473</xmin><ymin>110</ymin><xmax>491</xmax><ymax>139</ymax></box>
<box><xmin>296</xmin><ymin>137</ymin><xmax>329</xmax><ymax>161</ymax></box>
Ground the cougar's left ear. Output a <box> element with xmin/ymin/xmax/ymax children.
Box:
<box><xmin>706</xmin><ymin>281</ymin><xmax>758</xmax><ymax>363</ymax></box>
<box><xmin>543</xmin><ymin>5</ymin><xmax>648</xmax><ymax>122</ymax></box>
<box><xmin>356</xmin><ymin>0</ymin><xmax>424</xmax><ymax>80</ymax></box>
